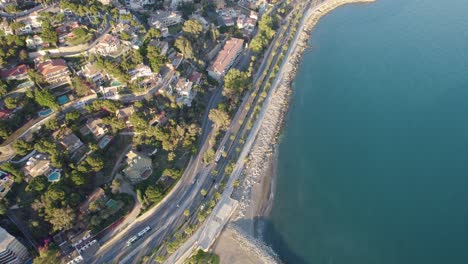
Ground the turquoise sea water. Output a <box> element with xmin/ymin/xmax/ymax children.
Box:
<box><xmin>265</xmin><ymin>0</ymin><xmax>468</xmax><ymax>263</ymax></box>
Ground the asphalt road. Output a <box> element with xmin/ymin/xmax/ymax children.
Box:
<box><xmin>90</xmin><ymin>2</ymin><xmax>303</xmax><ymax>262</ymax></box>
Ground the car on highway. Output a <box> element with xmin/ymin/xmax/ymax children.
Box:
<box><xmin>126</xmin><ymin>236</ymin><xmax>138</xmax><ymax>246</ymax></box>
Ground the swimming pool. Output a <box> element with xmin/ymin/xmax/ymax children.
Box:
<box><xmin>110</xmin><ymin>80</ymin><xmax>121</xmax><ymax>86</ymax></box>
<box><xmin>98</xmin><ymin>135</ymin><xmax>112</xmax><ymax>149</ymax></box>
<box><xmin>47</xmin><ymin>170</ymin><xmax>61</xmax><ymax>182</ymax></box>
<box><xmin>38</xmin><ymin>108</ymin><xmax>53</xmax><ymax>117</ymax></box>
<box><xmin>57</xmin><ymin>95</ymin><xmax>70</xmax><ymax>105</ymax></box>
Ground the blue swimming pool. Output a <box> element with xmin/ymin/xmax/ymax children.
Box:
<box><xmin>98</xmin><ymin>135</ymin><xmax>112</xmax><ymax>149</ymax></box>
<box><xmin>38</xmin><ymin>108</ymin><xmax>53</xmax><ymax>117</ymax></box>
<box><xmin>57</xmin><ymin>95</ymin><xmax>70</xmax><ymax>105</ymax></box>
<box><xmin>47</xmin><ymin>171</ymin><xmax>61</xmax><ymax>182</ymax></box>
<box><xmin>110</xmin><ymin>80</ymin><xmax>121</xmax><ymax>86</ymax></box>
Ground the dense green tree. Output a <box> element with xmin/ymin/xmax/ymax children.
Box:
<box><xmin>45</xmin><ymin>206</ymin><xmax>76</xmax><ymax>231</ymax></box>
<box><xmin>208</xmin><ymin>108</ymin><xmax>231</xmax><ymax>131</ymax></box>
<box><xmin>182</xmin><ymin>19</ymin><xmax>203</xmax><ymax>38</ymax></box>
<box><xmin>120</xmin><ymin>31</ymin><xmax>131</xmax><ymax>41</ymax></box>
<box><xmin>34</xmin><ymin>89</ymin><xmax>59</xmax><ymax>110</ymax></box>
<box><xmin>85</xmin><ymin>154</ymin><xmax>104</xmax><ymax>172</ymax></box>
<box><xmin>223</xmin><ymin>69</ymin><xmax>250</xmax><ymax>100</ymax></box>
<box><xmin>44</xmin><ymin>117</ymin><xmax>59</xmax><ymax>131</ymax></box>
<box><xmin>0</xmin><ymin>162</ymin><xmax>24</xmax><ymax>182</ymax></box>
<box><xmin>13</xmin><ymin>139</ymin><xmax>33</xmax><ymax>156</ymax></box>
<box><xmin>145</xmin><ymin>186</ymin><xmax>162</xmax><ymax>203</ymax></box>
<box><xmin>65</xmin><ymin>110</ymin><xmax>81</xmax><ymax>123</ymax></box>
<box><xmin>71</xmin><ymin>76</ymin><xmax>90</xmax><ymax>97</ymax></box>
<box><xmin>175</xmin><ymin>36</ymin><xmax>194</xmax><ymax>59</ymax></box>
<box><xmin>9</xmin><ymin>21</ymin><xmax>24</xmax><ymax>31</ymax></box>
<box><xmin>4</xmin><ymin>97</ymin><xmax>18</xmax><ymax>109</ymax></box>
<box><xmin>33</xmin><ymin>247</ymin><xmax>60</xmax><ymax>264</ymax></box>
<box><xmin>41</xmin><ymin>21</ymin><xmax>58</xmax><ymax>45</ymax></box>
<box><xmin>146</xmin><ymin>46</ymin><xmax>166</xmax><ymax>72</ymax></box>
<box><xmin>28</xmin><ymin>176</ymin><xmax>48</xmax><ymax>192</ymax></box>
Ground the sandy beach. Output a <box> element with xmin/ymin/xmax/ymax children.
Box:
<box><xmin>213</xmin><ymin>0</ymin><xmax>376</xmax><ymax>262</ymax></box>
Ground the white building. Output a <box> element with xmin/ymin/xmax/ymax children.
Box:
<box><xmin>148</xmin><ymin>11</ymin><xmax>182</xmax><ymax>28</ymax></box>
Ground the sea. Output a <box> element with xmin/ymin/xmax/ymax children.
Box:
<box><xmin>264</xmin><ymin>0</ymin><xmax>468</xmax><ymax>263</ymax></box>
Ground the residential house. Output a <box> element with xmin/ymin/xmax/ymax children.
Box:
<box><xmin>207</xmin><ymin>38</ymin><xmax>244</xmax><ymax>80</ymax></box>
<box><xmin>26</xmin><ymin>35</ymin><xmax>44</xmax><ymax>49</ymax></box>
<box><xmin>122</xmin><ymin>150</ymin><xmax>152</xmax><ymax>183</ymax></box>
<box><xmin>148</xmin><ymin>39</ymin><xmax>169</xmax><ymax>56</ymax></box>
<box><xmin>87</xmin><ymin>118</ymin><xmax>108</xmax><ymax>139</ymax></box>
<box><xmin>94</xmin><ymin>34</ymin><xmax>121</xmax><ymax>56</ymax></box>
<box><xmin>36</xmin><ymin>59</ymin><xmax>71</xmax><ymax>88</ymax></box>
<box><xmin>22</xmin><ymin>154</ymin><xmax>52</xmax><ymax>179</ymax></box>
<box><xmin>116</xmin><ymin>106</ymin><xmax>135</xmax><ymax>126</ymax></box>
<box><xmin>14</xmin><ymin>11</ymin><xmax>41</xmax><ymax>34</ymax></box>
<box><xmin>0</xmin><ymin>170</ymin><xmax>13</xmax><ymax>199</ymax></box>
<box><xmin>174</xmin><ymin>77</ymin><xmax>196</xmax><ymax>106</ymax></box>
<box><xmin>98</xmin><ymin>0</ymin><xmax>111</xmax><ymax>4</ymax></box>
<box><xmin>54</xmin><ymin>130</ymin><xmax>84</xmax><ymax>154</ymax></box>
<box><xmin>128</xmin><ymin>64</ymin><xmax>153</xmax><ymax>81</ymax></box>
<box><xmin>148</xmin><ymin>11</ymin><xmax>182</xmax><ymax>29</ymax></box>
<box><xmin>82</xmin><ymin>63</ymin><xmax>107</xmax><ymax>86</ymax></box>
<box><xmin>128</xmin><ymin>0</ymin><xmax>154</xmax><ymax>10</ymax></box>
<box><xmin>167</xmin><ymin>52</ymin><xmax>184</xmax><ymax>69</ymax></box>
<box><xmin>0</xmin><ymin>227</ymin><xmax>30</xmax><ymax>263</ymax></box>
<box><xmin>0</xmin><ymin>64</ymin><xmax>29</xmax><ymax>81</ymax></box>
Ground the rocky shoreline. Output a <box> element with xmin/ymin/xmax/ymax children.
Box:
<box><xmin>213</xmin><ymin>0</ymin><xmax>376</xmax><ymax>262</ymax></box>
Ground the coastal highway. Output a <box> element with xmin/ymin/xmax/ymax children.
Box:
<box><xmin>90</xmin><ymin>1</ymin><xmax>308</xmax><ymax>262</ymax></box>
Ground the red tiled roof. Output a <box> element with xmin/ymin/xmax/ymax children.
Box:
<box><xmin>0</xmin><ymin>64</ymin><xmax>28</xmax><ymax>79</ymax></box>
<box><xmin>208</xmin><ymin>38</ymin><xmax>244</xmax><ymax>75</ymax></box>
<box><xmin>36</xmin><ymin>59</ymin><xmax>68</xmax><ymax>76</ymax></box>
<box><xmin>0</xmin><ymin>109</ymin><xmax>12</xmax><ymax>120</ymax></box>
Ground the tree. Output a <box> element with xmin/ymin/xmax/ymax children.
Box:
<box><xmin>183</xmin><ymin>209</ymin><xmax>190</xmax><ymax>217</ymax></box>
<box><xmin>85</xmin><ymin>155</ymin><xmax>104</xmax><ymax>172</ymax></box>
<box><xmin>111</xmin><ymin>178</ymin><xmax>121</xmax><ymax>194</ymax></box>
<box><xmin>200</xmin><ymin>188</ymin><xmax>207</xmax><ymax>197</ymax></box>
<box><xmin>0</xmin><ymin>81</ymin><xmax>7</xmax><ymax>97</ymax></box>
<box><xmin>145</xmin><ymin>186</ymin><xmax>162</xmax><ymax>203</ymax></box>
<box><xmin>0</xmin><ymin>200</ymin><xmax>7</xmax><ymax>215</ymax></box>
<box><xmin>45</xmin><ymin>206</ymin><xmax>76</xmax><ymax>231</ymax></box>
<box><xmin>9</xmin><ymin>21</ymin><xmax>24</xmax><ymax>31</ymax></box>
<box><xmin>33</xmin><ymin>247</ymin><xmax>60</xmax><ymax>264</ymax></box>
<box><xmin>146</xmin><ymin>28</ymin><xmax>161</xmax><ymax>39</ymax></box>
<box><xmin>34</xmin><ymin>89</ymin><xmax>59</xmax><ymax>110</ymax></box>
<box><xmin>4</xmin><ymin>97</ymin><xmax>18</xmax><ymax>109</ymax></box>
<box><xmin>65</xmin><ymin>110</ymin><xmax>81</xmax><ymax>123</ymax></box>
<box><xmin>215</xmin><ymin>191</ymin><xmax>221</xmax><ymax>201</ymax></box>
<box><xmin>162</xmin><ymin>168</ymin><xmax>182</xmax><ymax>180</ymax></box>
<box><xmin>223</xmin><ymin>69</ymin><xmax>250</xmax><ymax>100</ymax></box>
<box><xmin>184</xmin><ymin>226</ymin><xmax>193</xmax><ymax>235</ymax></box>
<box><xmin>70</xmin><ymin>170</ymin><xmax>86</xmax><ymax>186</ymax></box>
<box><xmin>182</xmin><ymin>19</ymin><xmax>203</xmax><ymax>38</ymax></box>
<box><xmin>41</xmin><ymin>21</ymin><xmax>58</xmax><ymax>45</ymax></box>
<box><xmin>28</xmin><ymin>176</ymin><xmax>48</xmax><ymax>192</ymax></box>
<box><xmin>71</xmin><ymin>76</ymin><xmax>90</xmax><ymax>96</ymax></box>
<box><xmin>120</xmin><ymin>31</ymin><xmax>131</xmax><ymax>41</ymax></box>
<box><xmin>208</xmin><ymin>108</ymin><xmax>231</xmax><ymax>131</ymax></box>
<box><xmin>146</xmin><ymin>46</ymin><xmax>166</xmax><ymax>72</ymax></box>
<box><xmin>175</xmin><ymin>36</ymin><xmax>194</xmax><ymax>59</ymax></box>
<box><xmin>45</xmin><ymin>117</ymin><xmax>59</xmax><ymax>131</ymax></box>
<box><xmin>13</xmin><ymin>139</ymin><xmax>33</xmax><ymax>156</ymax></box>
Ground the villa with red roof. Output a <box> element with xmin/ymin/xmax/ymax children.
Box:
<box><xmin>0</xmin><ymin>64</ymin><xmax>29</xmax><ymax>81</ymax></box>
<box><xmin>207</xmin><ymin>38</ymin><xmax>244</xmax><ymax>81</ymax></box>
<box><xmin>36</xmin><ymin>59</ymin><xmax>71</xmax><ymax>88</ymax></box>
